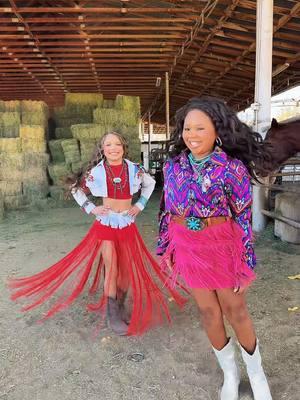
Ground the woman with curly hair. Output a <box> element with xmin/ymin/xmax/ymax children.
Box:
<box><xmin>158</xmin><ymin>97</ymin><xmax>272</xmax><ymax>399</ymax></box>
<box><xmin>9</xmin><ymin>132</ymin><xmax>186</xmax><ymax>336</ymax></box>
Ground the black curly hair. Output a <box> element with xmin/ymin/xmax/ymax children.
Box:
<box><xmin>169</xmin><ymin>96</ymin><xmax>273</xmax><ymax>179</ymax></box>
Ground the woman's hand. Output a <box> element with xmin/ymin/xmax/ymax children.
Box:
<box><xmin>91</xmin><ymin>205</ymin><xmax>111</xmax><ymax>216</ymax></box>
<box><xmin>127</xmin><ymin>205</ymin><xmax>141</xmax><ymax>217</ymax></box>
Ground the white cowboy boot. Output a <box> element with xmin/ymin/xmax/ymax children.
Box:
<box><xmin>240</xmin><ymin>340</ymin><xmax>272</xmax><ymax>400</ymax></box>
<box><xmin>213</xmin><ymin>338</ymin><xmax>240</xmax><ymax>400</ymax></box>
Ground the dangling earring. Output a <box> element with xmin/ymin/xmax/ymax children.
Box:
<box><xmin>216</xmin><ymin>137</ymin><xmax>223</xmax><ymax>147</ymax></box>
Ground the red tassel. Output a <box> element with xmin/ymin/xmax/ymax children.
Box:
<box><xmin>8</xmin><ymin>221</ymin><xmax>188</xmax><ymax>335</ymax></box>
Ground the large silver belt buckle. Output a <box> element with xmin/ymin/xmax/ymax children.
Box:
<box><xmin>186</xmin><ymin>217</ymin><xmax>205</xmax><ymax>231</ymax></box>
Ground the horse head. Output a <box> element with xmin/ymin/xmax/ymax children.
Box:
<box><xmin>262</xmin><ymin>117</ymin><xmax>300</xmax><ymax>176</ymax></box>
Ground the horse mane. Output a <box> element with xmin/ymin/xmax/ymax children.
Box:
<box><xmin>274</xmin><ymin>115</ymin><xmax>300</xmax><ymax>125</ymax></box>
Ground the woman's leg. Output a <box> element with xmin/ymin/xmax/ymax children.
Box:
<box><xmin>101</xmin><ymin>240</ymin><xmax>118</xmax><ymax>298</ymax></box>
<box><xmin>192</xmin><ymin>288</ymin><xmax>240</xmax><ymax>400</ymax></box>
<box><xmin>216</xmin><ymin>289</ymin><xmax>272</xmax><ymax>399</ymax></box>
<box><xmin>191</xmin><ymin>288</ymin><xmax>227</xmax><ymax>349</ymax></box>
<box><xmin>216</xmin><ymin>288</ymin><xmax>256</xmax><ymax>353</ymax></box>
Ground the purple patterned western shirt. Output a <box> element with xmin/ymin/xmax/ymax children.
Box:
<box><xmin>157</xmin><ymin>148</ymin><xmax>256</xmax><ymax>269</ymax></box>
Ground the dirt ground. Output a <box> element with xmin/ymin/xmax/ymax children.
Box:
<box><xmin>0</xmin><ymin>191</ymin><xmax>299</xmax><ymax>400</ymax></box>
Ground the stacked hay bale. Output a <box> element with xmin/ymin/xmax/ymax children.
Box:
<box><xmin>0</xmin><ymin>191</ymin><xmax>4</xmax><ymax>221</ymax></box>
<box><xmin>0</xmin><ymin>138</ymin><xmax>25</xmax><ymax>211</ymax></box>
<box><xmin>0</xmin><ymin>100</ymin><xmax>21</xmax><ymax>138</ymax></box>
<box><xmin>47</xmin><ymin>94</ymin><xmax>141</xmax><ymax>200</ymax></box>
<box><xmin>93</xmin><ymin>94</ymin><xmax>141</xmax><ymax>161</ymax></box>
<box><xmin>0</xmin><ymin>100</ymin><xmax>49</xmax><ymax>215</ymax></box>
<box><xmin>53</xmin><ymin>93</ymin><xmax>103</xmax><ymax>139</ymax></box>
<box><xmin>21</xmin><ymin>100</ymin><xmax>49</xmax><ymax>128</ymax></box>
<box><xmin>20</xmin><ymin>125</ymin><xmax>49</xmax><ymax>203</ymax></box>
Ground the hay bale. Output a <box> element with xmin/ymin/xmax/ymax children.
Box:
<box><xmin>0</xmin><ymin>153</ymin><xmax>24</xmax><ymax>171</ymax></box>
<box><xmin>115</xmin><ymin>125</ymin><xmax>140</xmax><ymax>138</ymax></box>
<box><xmin>24</xmin><ymin>153</ymin><xmax>49</xmax><ymax>169</ymax></box>
<box><xmin>65</xmin><ymin>93</ymin><xmax>103</xmax><ymax>108</ymax></box>
<box><xmin>21</xmin><ymin>138</ymin><xmax>47</xmax><ymax>153</ymax></box>
<box><xmin>71</xmin><ymin>124</ymin><xmax>108</xmax><ymax>140</ymax></box>
<box><xmin>49</xmin><ymin>185</ymin><xmax>66</xmax><ymax>201</ymax></box>
<box><xmin>127</xmin><ymin>137</ymin><xmax>141</xmax><ymax>162</ymax></box>
<box><xmin>20</xmin><ymin>125</ymin><xmax>45</xmax><ymax>140</ymax></box>
<box><xmin>23</xmin><ymin>180</ymin><xmax>49</xmax><ymax>200</ymax></box>
<box><xmin>48</xmin><ymin>163</ymin><xmax>71</xmax><ymax>185</ymax></box>
<box><xmin>65</xmin><ymin>104</ymin><xmax>93</xmax><ymax>120</ymax></box>
<box><xmin>93</xmin><ymin>108</ymin><xmax>138</xmax><ymax>127</ymax></box>
<box><xmin>0</xmin><ymin>181</ymin><xmax>22</xmax><ymax>196</ymax></box>
<box><xmin>103</xmin><ymin>99</ymin><xmax>115</xmax><ymax>109</ymax></box>
<box><xmin>23</xmin><ymin>168</ymin><xmax>48</xmax><ymax>182</ymax></box>
<box><xmin>0</xmin><ymin>100</ymin><xmax>5</xmax><ymax>112</ymax></box>
<box><xmin>80</xmin><ymin>139</ymin><xmax>97</xmax><ymax>162</ymax></box>
<box><xmin>71</xmin><ymin>160</ymin><xmax>85</xmax><ymax>174</ymax></box>
<box><xmin>0</xmin><ymin>112</ymin><xmax>20</xmax><ymax>137</ymax></box>
<box><xmin>21</xmin><ymin>112</ymin><xmax>48</xmax><ymax>127</ymax></box>
<box><xmin>0</xmin><ymin>138</ymin><xmax>22</xmax><ymax>153</ymax></box>
<box><xmin>53</xmin><ymin>105</ymin><xmax>93</xmax><ymax>126</ymax></box>
<box><xmin>4</xmin><ymin>194</ymin><xmax>27</xmax><ymax>210</ymax></box>
<box><xmin>49</xmin><ymin>139</ymin><xmax>65</xmax><ymax>163</ymax></box>
<box><xmin>0</xmin><ymin>168</ymin><xmax>23</xmax><ymax>181</ymax></box>
<box><xmin>114</xmin><ymin>95</ymin><xmax>140</xmax><ymax>120</ymax></box>
<box><xmin>3</xmin><ymin>100</ymin><xmax>21</xmax><ymax>112</ymax></box>
<box><xmin>61</xmin><ymin>139</ymin><xmax>81</xmax><ymax>164</ymax></box>
<box><xmin>21</xmin><ymin>100</ymin><xmax>48</xmax><ymax>113</ymax></box>
<box><xmin>0</xmin><ymin>193</ymin><xmax>4</xmax><ymax>221</ymax></box>
<box><xmin>55</xmin><ymin>117</ymin><xmax>87</xmax><ymax>128</ymax></box>
<box><xmin>55</xmin><ymin>127</ymin><xmax>73</xmax><ymax>139</ymax></box>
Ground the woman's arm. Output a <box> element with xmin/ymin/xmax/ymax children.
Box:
<box><xmin>156</xmin><ymin>160</ymin><xmax>172</xmax><ymax>256</ymax></box>
<box><xmin>224</xmin><ymin>159</ymin><xmax>256</xmax><ymax>269</ymax></box>
<box><xmin>156</xmin><ymin>190</ymin><xmax>171</xmax><ymax>255</ymax></box>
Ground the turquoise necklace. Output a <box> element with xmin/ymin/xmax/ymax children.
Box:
<box><xmin>188</xmin><ymin>152</ymin><xmax>212</xmax><ymax>184</ymax></box>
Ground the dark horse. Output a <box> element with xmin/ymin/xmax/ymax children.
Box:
<box><xmin>264</xmin><ymin>117</ymin><xmax>300</xmax><ymax>171</ymax></box>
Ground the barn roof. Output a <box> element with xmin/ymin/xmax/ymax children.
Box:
<box><xmin>0</xmin><ymin>0</ymin><xmax>299</xmax><ymax>121</ymax></box>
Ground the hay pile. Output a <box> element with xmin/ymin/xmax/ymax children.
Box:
<box><xmin>21</xmin><ymin>100</ymin><xmax>49</xmax><ymax>127</ymax></box>
<box><xmin>46</xmin><ymin>93</ymin><xmax>141</xmax><ymax>198</ymax></box>
<box><xmin>0</xmin><ymin>95</ymin><xmax>142</xmax><ymax>215</ymax></box>
<box><xmin>0</xmin><ymin>100</ymin><xmax>50</xmax><ymax>215</ymax></box>
<box><xmin>52</xmin><ymin>93</ymin><xmax>103</xmax><ymax>139</ymax></box>
<box><xmin>0</xmin><ymin>192</ymin><xmax>4</xmax><ymax>221</ymax></box>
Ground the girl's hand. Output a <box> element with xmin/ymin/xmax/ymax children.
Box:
<box><xmin>91</xmin><ymin>205</ymin><xmax>111</xmax><ymax>216</ymax></box>
<box><xmin>233</xmin><ymin>285</ymin><xmax>248</xmax><ymax>295</ymax></box>
<box><xmin>127</xmin><ymin>205</ymin><xmax>141</xmax><ymax>217</ymax></box>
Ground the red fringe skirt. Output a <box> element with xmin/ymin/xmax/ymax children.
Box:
<box><xmin>8</xmin><ymin>221</ymin><xmax>187</xmax><ymax>336</ymax></box>
<box><xmin>162</xmin><ymin>220</ymin><xmax>256</xmax><ymax>290</ymax></box>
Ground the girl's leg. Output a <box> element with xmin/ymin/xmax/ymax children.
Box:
<box><xmin>216</xmin><ymin>288</ymin><xmax>256</xmax><ymax>353</ymax></box>
<box><xmin>101</xmin><ymin>240</ymin><xmax>118</xmax><ymax>298</ymax></box>
<box><xmin>191</xmin><ymin>288</ymin><xmax>227</xmax><ymax>349</ymax></box>
<box><xmin>100</xmin><ymin>240</ymin><xmax>128</xmax><ymax>335</ymax></box>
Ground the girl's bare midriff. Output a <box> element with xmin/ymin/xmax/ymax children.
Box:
<box><xmin>103</xmin><ymin>197</ymin><xmax>132</xmax><ymax>212</ymax></box>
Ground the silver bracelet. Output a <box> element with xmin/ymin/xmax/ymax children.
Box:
<box><xmin>81</xmin><ymin>200</ymin><xmax>91</xmax><ymax>210</ymax></box>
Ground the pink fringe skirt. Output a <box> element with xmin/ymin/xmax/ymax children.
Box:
<box><xmin>162</xmin><ymin>219</ymin><xmax>256</xmax><ymax>290</ymax></box>
<box><xmin>8</xmin><ymin>221</ymin><xmax>187</xmax><ymax>336</ymax></box>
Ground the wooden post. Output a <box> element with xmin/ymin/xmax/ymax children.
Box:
<box><xmin>148</xmin><ymin>111</ymin><xmax>151</xmax><ymax>170</ymax></box>
<box><xmin>165</xmin><ymin>71</ymin><xmax>170</xmax><ymax>140</ymax></box>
